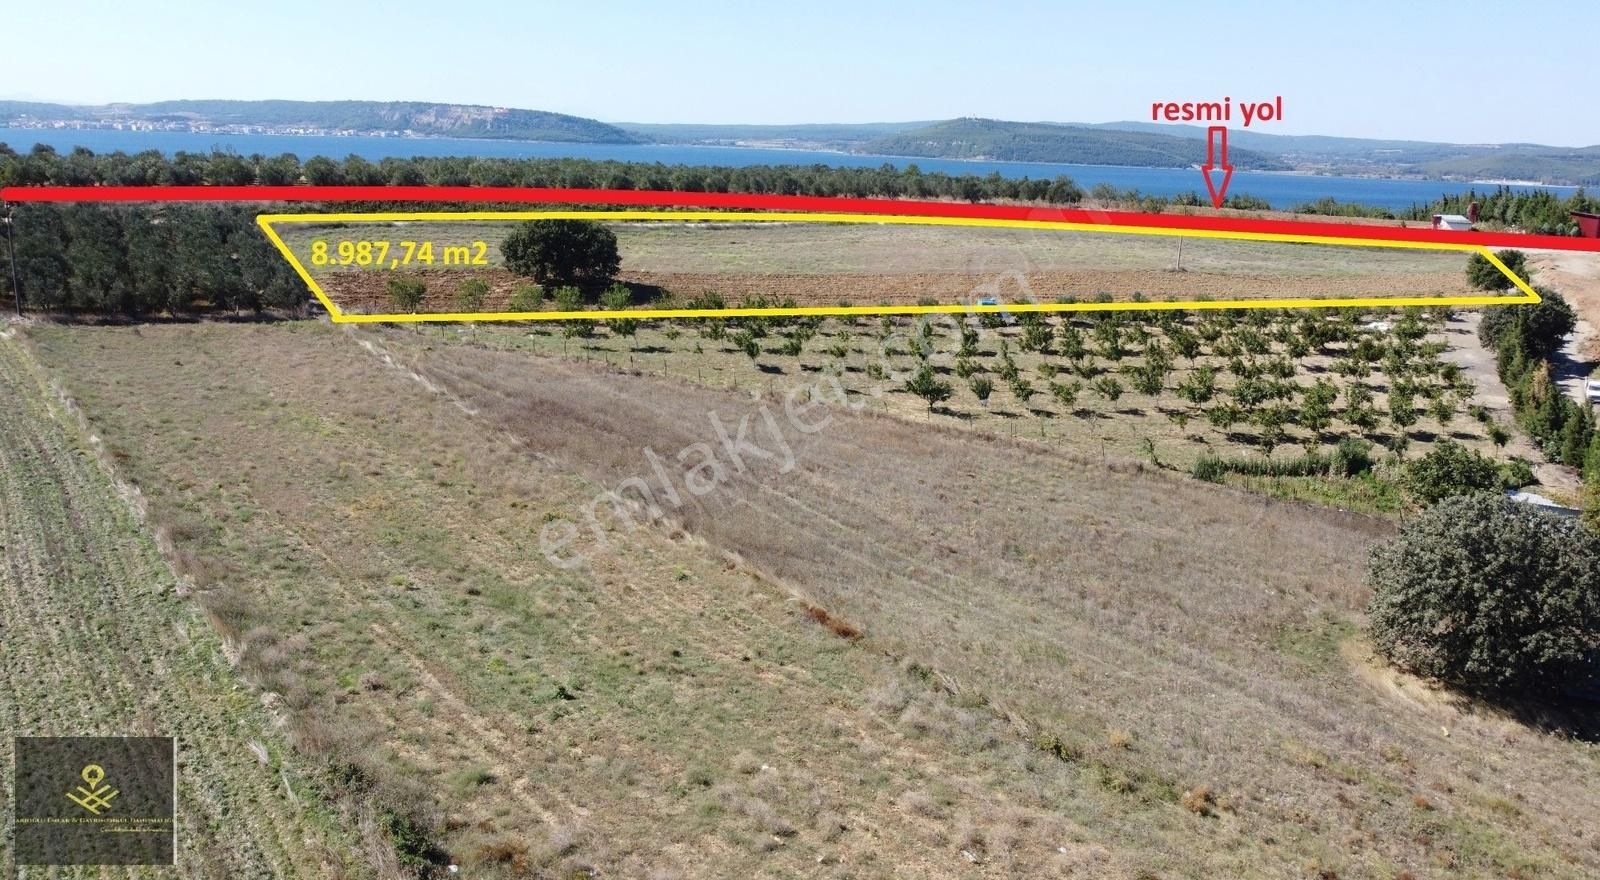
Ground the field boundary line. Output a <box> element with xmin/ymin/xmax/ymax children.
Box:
<box><xmin>256</xmin><ymin>209</ymin><xmax>1541</xmax><ymax>323</ymax></box>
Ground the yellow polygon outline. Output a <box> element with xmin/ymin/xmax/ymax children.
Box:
<box><xmin>256</xmin><ymin>211</ymin><xmax>1540</xmax><ymax>323</ymax></box>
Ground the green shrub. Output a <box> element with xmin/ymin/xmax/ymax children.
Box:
<box><xmin>385</xmin><ymin>277</ymin><xmax>427</xmax><ymax>312</ymax></box>
<box><xmin>507</xmin><ymin>284</ymin><xmax>544</xmax><ymax>312</ymax></box>
<box><xmin>1499</xmin><ymin>457</ymin><xmax>1537</xmax><ymax>490</ymax></box>
<box><xmin>1466</xmin><ymin>249</ymin><xmax>1527</xmax><ymax>291</ymax></box>
<box><xmin>1366</xmin><ymin>494</ymin><xmax>1600</xmax><ymax>695</ymax></box>
<box><xmin>455</xmin><ymin>278</ymin><xmax>489</xmax><ymax>312</ymax></box>
<box><xmin>1477</xmin><ymin>287</ymin><xmax>1576</xmax><ymax>358</ymax></box>
<box><xmin>1400</xmin><ymin>439</ymin><xmax>1505</xmax><ymax>505</ymax></box>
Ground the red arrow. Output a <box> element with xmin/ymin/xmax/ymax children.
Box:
<box><xmin>1201</xmin><ymin>125</ymin><xmax>1234</xmax><ymax>209</ymax></box>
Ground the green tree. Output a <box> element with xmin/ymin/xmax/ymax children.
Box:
<box><xmin>501</xmin><ymin>219</ymin><xmax>620</xmax><ymax>288</ymax></box>
<box><xmin>233</xmin><ymin>223</ymin><xmax>303</xmax><ymax>314</ymax></box>
<box><xmin>1050</xmin><ymin>380</ymin><xmax>1081</xmax><ymax>411</ymax></box>
<box><xmin>1175</xmin><ymin>366</ymin><xmax>1217</xmax><ymax>407</ymax></box>
<box><xmin>387</xmin><ymin>277</ymin><xmax>427</xmax><ymax>312</ymax></box>
<box><xmin>1253</xmin><ymin>405</ymin><xmax>1289</xmax><ymax>456</ymax></box>
<box><xmin>1009</xmin><ymin>376</ymin><xmax>1037</xmax><ymax>406</ymax></box>
<box><xmin>1401</xmin><ymin>439</ymin><xmax>1505</xmax><ymax>505</ymax></box>
<box><xmin>63</xmin><ymin>205</ymin><xmax>129</xmax><ymax>312</ymax></box>
<box><xmin>1478</xmin><ymin>287</ymin><xmax>1576</xmax><ymax>359</ymax></box>
<box><xmin>170</xmin><ymin>207</ymin><xmax>240</xmax><ymax>314</ymax></box>
<box><xmin>1388</xmin><ymin>388</ymin><xmax>1419</xmax><ymax>441</ymax></box>
<box><xmin>121</xmin><ymin>208</ymin><xmax>176</xmax><ymax>316</ymax></box>
<box><xmin>1092</xmin><ymin>376</ymin><xmax>1124</xmax><ymax>405</ymax></box>
<box><xmin>1366</xmin><ymin>494</ymin><xmax>1600</xmax><ymax>695</ymax></box>
<box><xmin>11</xmin><ymin>205</ymin><xmax>71</xmax><ymax>311</ymax></box>
<box><xmin>1465</xmin><ymin>249</ymin><xmax>1528</xmax><ymax>291</ymax></box>
<box><xmin>1299</xmin><ymin>378</ymin><xmax>1338</xmax><ymax>437</ymax></box>
<box><xmin>905</xmin><ymin>364</ymin><xmax>953</xmax><ymax>411</ymax></box>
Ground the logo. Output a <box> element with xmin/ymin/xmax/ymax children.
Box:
<box><xmin>12</xmin><ymin>736</ymin><xmax>175</xmax><ymax>865</ymax></box>
<box><xmin>65</xmin><ymin>763</ymin><xmax>120</xmax><ymax>815</ymax></box>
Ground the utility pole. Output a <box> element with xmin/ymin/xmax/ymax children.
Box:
<box><xmin>3</xmin><ymin>202</ymin><xmax>20</xmax><ymax>317</ymax></box>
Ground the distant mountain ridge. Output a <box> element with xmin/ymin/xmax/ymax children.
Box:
<box><xmin>5</xmin><ymin>99</ymin><xmax>1599</xmax><ymax>183</ymax></box>
<box><xmin>615</xmin><ymin>120</ymin><xmax>931</xmax><ymax>147</ymax></box>
<box><xmin>0</xmin><ymin>100</ymin><xmax>642</xmax><ymax>144</ymax></box>
<box><xmin>857</xmin><ymin>118</ymin><xmax>1291</xmax><ymax>170</ymax></box>
<box><xmin>1076</xmin><ymin>121</ymin><xmax>1600</xmax><ymax>184</ymax></box>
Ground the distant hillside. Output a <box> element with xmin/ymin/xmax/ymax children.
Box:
<box><xmin>615</xmin><ymin>121</ymin><xmax>931</xmax><ymax>148</ymax></box>
<box><xmin>861</xmin><ymin>118</ymin><xmax>1291</xmax><ymax>169</ymax></box>
<box><xmin>1</xmin><ymin>100</ymin><xmax>642</xmax><ymax>144</ymax></box>
<box><xmin>1089</xmin><ymin>121</ymin><xmax>1600</xmax><ymax>184</ymax></box>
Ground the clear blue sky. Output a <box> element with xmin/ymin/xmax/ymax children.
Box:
<box><xmin>9</xmin><ymin>0</ymin><xmax>1597</xmax><ymax>145</ymax></box>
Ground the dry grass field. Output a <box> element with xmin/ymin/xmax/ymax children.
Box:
<box><xmin>12</xmin><ymin>320</ymin><xmax>1599</xmax><ymax>878</ymax></box>
<box><xmin>279</xmin><ymin>220</ymin><xmax>1476</xmax><ymax>313</ymax></box>
<box><xmin>0</xmin><ymin>330</ymin><xmax>361</xmax><ymax>878</ymax></box>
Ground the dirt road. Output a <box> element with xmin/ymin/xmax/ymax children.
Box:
<box><xmin>1528</xmin><ymin>250</ymin><xmax>1600</xmax><ymax>406</ymax></box>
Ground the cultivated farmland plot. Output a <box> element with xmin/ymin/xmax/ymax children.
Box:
<box><xmin>10</xmin><ymin>319</ymin><xmax>1598</xmax><ymax>878</ymax></box>
<box><xmin>278</xmin><ymin>220</ymin><xmax>1478</xmax><ymax>315</ymax></box>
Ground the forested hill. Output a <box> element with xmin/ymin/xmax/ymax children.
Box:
<box><xmin>0</xmin><ymin>100</ymin><xmax>643</xmax><ymax>144</ymax></box>
<box><xmin>861</xmin><ymin>118</ymin><xmax>1292</xmax><ymax>169</ymax></box>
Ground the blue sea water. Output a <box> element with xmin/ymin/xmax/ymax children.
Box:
<box><xmin>0</xmin><ymin>127</ymin><xmax>1578</xmax><ymax>213</ymax></box>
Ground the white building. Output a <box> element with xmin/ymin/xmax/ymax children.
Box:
<box><xmin>1431</xmin><ymin>213</ymin><xmax>1473</xmax><ymax>231</ymax></box>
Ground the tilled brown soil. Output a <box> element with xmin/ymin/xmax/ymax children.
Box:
<box><xmin>319</xmin><ymin>264</ymin><xmax>1470</xmax><ymax>314</ymax></box>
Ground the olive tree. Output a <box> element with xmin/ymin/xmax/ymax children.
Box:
<box><xmin>501</xmin><ymin>219</ymin><xmax>620</xmax><ymax>288</ymax></box>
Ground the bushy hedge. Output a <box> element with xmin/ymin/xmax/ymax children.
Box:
<box><xmin>1191</xmin><ymin>438</ymin><xmax>1374</xmax><ymax>482</ymax></box>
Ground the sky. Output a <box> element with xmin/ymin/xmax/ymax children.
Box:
<box><xmin>8</xmin><ymin>0</ymin><xmax>1598</xmax><ymax>146</ymax></box>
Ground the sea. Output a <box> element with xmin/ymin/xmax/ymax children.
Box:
<box><xmin>0</xmin><ymin>127</ymin><xmax>1580</xmax><ymax>213</ymax></box>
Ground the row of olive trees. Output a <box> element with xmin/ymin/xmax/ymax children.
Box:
<box><xmin>1</xmin><ymin>142</ymin><xmax>1087</xmax><ymax>205</ymax></box>
<box><xmin>2</xmin><ymin>204</ymin><xmax>304</xmax><ymax>316</ymax></box>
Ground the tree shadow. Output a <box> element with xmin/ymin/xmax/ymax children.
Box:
<box><xmin>1456</xmin><ymin>686</ymin><xmax>1600</xmax><ymax>744</ymax></box>
<box><xmin>757</xmin><ymin>363</ymin><xmax>785</xmax><ymax>375</ymax></box>
<box><xmin>932</xmin><ymin>405</ymin><xmax>974</xmax><ymax>420</ymax></box>
<box><xmin>1549</xmin><ymin>343</ymin><xmax>1598</xmax><ymax>397</ymax></box>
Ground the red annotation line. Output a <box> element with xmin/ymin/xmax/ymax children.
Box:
<box><xmin>4</xmin><ymin>185</ymin><xmax>1598</xmax><ymax>252</ymax></box>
